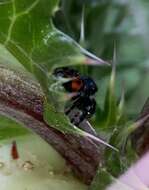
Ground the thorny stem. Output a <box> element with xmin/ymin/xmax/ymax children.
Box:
<box><xmin>0</xmin><ymin>66</ymin><xmax>101</xmax><ymax>185</ymax></box>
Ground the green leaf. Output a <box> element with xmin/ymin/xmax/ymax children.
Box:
<box><xmin>0</xmin><ymin>0</ymin><xmax>108</xmax><ymax>136</ymax></box>
<box><xmin>104</xmin><ymin>129</ymin><xmax>125</xmax><ymax>177</ymax></box>
<box><xmin>0</xmin><ymin>0</ymin><xmax>86</xmax><ymax>93</ymax></box>
<box><xmin>0</xmin><ymin>115</ymin><xmax>29</xmax><ymax>140</ymax></box>
<box><xmin>100</xmin><ymin>47</ymin><xmax>117</xmax><ymax>129</ymax></box>
<box><xmin>104</xmin><ymin>121</ymin><xmax>138</xmax><ymax>178</ymax></box>
<box><xmin>117</xmin><ymin>85</ymin><xmax>125</xmax><ymax>123</ymax></box>
<box><xmin>89</xmin><ymin>168</ymin><xmax>114</xmax><ymax>190</ymax></box>
<box><xmin>43</xmin><ymin>101</ymin><xmax>75</xmax><ymax>133</ymax></box>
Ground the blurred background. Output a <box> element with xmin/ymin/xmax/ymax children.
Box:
<box><xmin>54</xmin><ymin>0</ymin><xmax>149</xmax><ymax>121</ymax></box>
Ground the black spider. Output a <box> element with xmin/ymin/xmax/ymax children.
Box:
<box><xmin>53</xmin><ymin>67</ymin><xmax>98</xmax><ymax>125</ymax></box>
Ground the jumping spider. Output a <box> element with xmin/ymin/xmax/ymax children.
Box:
<box><xmin>53</xmin><ymin>67</ymin><xmax>98</xmax><ymax>126</ymax></box>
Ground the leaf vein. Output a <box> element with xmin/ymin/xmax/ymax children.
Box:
<box><xmin>17</xmin><ymin>0</ymin><xmax>40</xmax><ymax>17</ymax></box>
<box><xmin>4</xmin><ymin>0</ymin><xmax>16</xmax><ymax>45</ymax></box>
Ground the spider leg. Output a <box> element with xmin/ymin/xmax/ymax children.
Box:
<box><xmin>65</xmin><ymin>99</ymin><xmax>86</xmax><ymax>125</ymax></box>
<box><xmin>73</xmin><ymin>97</ymin><xmax>96</xmax><ymax>125</ymax></box>
<box><xmin>76</xmin><ymin>110</ymin><xmax>88</xmax><ymax>125</ymax></box>
<box><xmin>65</xmin><ymin>94</ymin><xmax>81</xmax><ymax>115</ymax></box>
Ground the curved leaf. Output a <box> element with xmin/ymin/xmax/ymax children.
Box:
<box><xmin>0</xmin><ymin>115</ymin><xmax>29</xmax><ymax>140</ymax></box>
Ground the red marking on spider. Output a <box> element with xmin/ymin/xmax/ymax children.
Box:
<box><xmin>11</xmin><ymin>140</ymin><xmax>19</xmax><ymax>160</ymax></box>
<box><xmin>71</xmin><ymin>79</ymin><xmax>83</xmax><ymax>92</ymax></box>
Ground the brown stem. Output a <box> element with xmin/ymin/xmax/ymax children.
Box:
<box><xmin>131</xmin><ymin>98</ymin><xmax>149</xmax><ymax>155</ymax></box>
<box><xmin>0</xmin><ymin>66</ymin><xmax>101</xmax><ymax>184</ymax></box>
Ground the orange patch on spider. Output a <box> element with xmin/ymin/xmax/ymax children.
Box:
<box><xmin>71</xmin><ymin>79</ymin><xmax>83</xmax><ymax>91</ymax></box>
